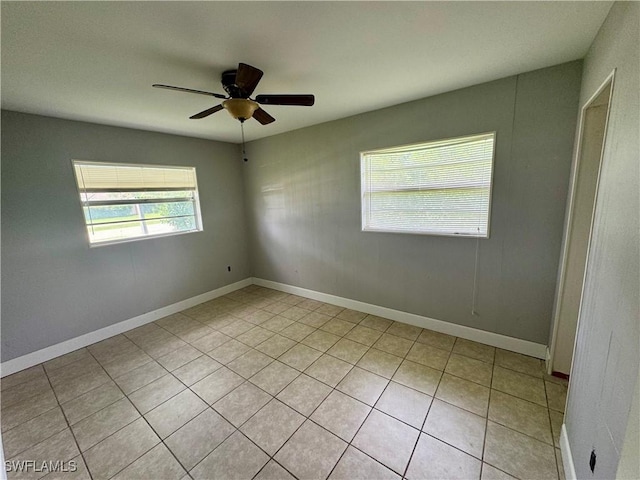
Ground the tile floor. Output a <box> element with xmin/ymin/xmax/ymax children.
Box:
<box><xmin>1</xmin><ymin>286</ymin><xmax>569</xmax><ymax>480</ymax></box>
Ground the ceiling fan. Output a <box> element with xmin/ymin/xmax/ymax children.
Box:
<box><xmin>153</xmin><ymin>62</ymin><xmax>315</xmax><ymax>125</ymax></box>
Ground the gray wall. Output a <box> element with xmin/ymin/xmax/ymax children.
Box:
<box><xmin>244</xmin><ymin>61</ymin><xmax>582</xmax><ymax>345</ymax></box>
<box><xmin>565</xmin><ymin>2</ymin><xmax>640</xmax><ymax>479</ymax></box>
<box><xmin>1</xmin><ymin>111</ymin><xmax>249</xmax><ymax>362</ymax></box>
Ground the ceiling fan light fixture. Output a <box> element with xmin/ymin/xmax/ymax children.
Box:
<box><xmin>222</xmin><ymin>98</ymin><xmax>258</xmax><ymax>121</ymax></box>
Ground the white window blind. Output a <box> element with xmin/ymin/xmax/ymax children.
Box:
<box><xmin>73</xmin><ymin>161</ymin><xmax>203</xmax><ymax>245</ymax></box>
<box><xmin>361</xmin><ymin>132</ymin><xmax>495</xmax><ymax>237</ymax></box>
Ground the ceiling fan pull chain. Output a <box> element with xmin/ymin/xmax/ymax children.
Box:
<box><xmin>241</xmin><ymin>120</ymin><xmax>248</xmax><ymax>162</ymax></box>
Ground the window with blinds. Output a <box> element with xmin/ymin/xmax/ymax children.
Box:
<box><xmin>72</xmin><ymin>160</ymin><xmax>203</xmax><ymax>245</ymax></box>
<box><xmin>361</xmin><ymin>132</ymin><xmax>496</xmax><ymax>237</ymax></box>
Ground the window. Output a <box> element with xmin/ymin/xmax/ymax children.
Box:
<box><xmin>73</xmin><ymin>160</ymin><xmax>203</xmax><ymax>245</ymax></box>
<box><xmin>361</xmin><ymin>132</ymin><xmax>496</xmax><ymax>237</ymax></box>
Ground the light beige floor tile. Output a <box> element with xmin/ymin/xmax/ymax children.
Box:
<box><xmin>495</xmin><ymin>349</ymin><xmax>544</xmax><ymax>378</ymax></box>
<box><xmin>279</xmin><ymin>344</ymin><xmax>323</xmax><ymax>371</ymax></box>
<box><xmin>2</xmin><ymin>407</ymin><xmax>68</xmax><ymax>459</ymax></box>
<box><xmin>190</xmin><ymin>330</ymin><xmax>231</xmax><ymax>353</ymax></box>
<box><xmin>545</xmin><ymin>380</ymin><xmax>567</xmax><ymax>413</ymax></box>
<box><xmin>484</xmin><ymin>421</ymin><xmax>558</xmax><ymax>480</ymax></box>
<box><xmin>373</xmin><ymin>333</ymin><xmax>414</xmax><ymax>357</ymax></box>
<box><xmin>320</xmin><ymin>318</ymin><xmax>355</xmax><ymax>338</ymax></box>
<box><xmin>227</xmin><ymin>349</ymin><xmax>273</xmax><ymax>378</ymax></box>
<box><xmin>244</xmin><ymin>309</ymin><xmax>276</xmax><ymax>325</ymax></box>
<box><xmin>406</xmin><ymin>342</ymin><xmax>450</xmax><ymax>371</ymax></box>
<box><xmin>345</xmin><ymin>325</ymin><xmax>383</xmax><ymax>346</ymax></box>
<box><xmin>492</xmin><ymin>366</ymin><xmax>546</xmax><ymax>406</ymax></box>
<box><xmin>299</xmin><ymin>311</ymin><xmax>333</xmax><ymax>328</ymax></box>
<box><xmin>236</xmin><ymin>326</ymin><xmax>275</xmax><ymax>347</ymax></box>
<box><xmin>156</xmin><ymin>344</ymin><xmax>201</xmax><ymax>371</ymax></box>
<box><xmin>453</xmin><ymin>338</ymin><xmax>496</xmax><ymax>364</ymax></box>
<box><xmin>337</xmin><ymin>309</ymin><xmax>368</xmax><ymax>323</ymax></box>
<box><xmin>241</xmin><ymin>399</ymin><xmax>305</xmax><ymax>455</ymax></box>
<box><xmin>263</xmin><ymin>301</ymin><xmax>291</xmax><ymax>315</ymax></box>
<box><xmin>262</xmin><ymin>315</ymin><xmax>296</xmax><ymax>333</ymax></box>
<box><xmin>352</xmin><ymin>409</ymin><xmax>419</xmax><ymax>475</ymax></box>
<box><xmin>1</xmin><ymin>390</ymin><xmax>58</xmax><ymax>432</ymax></box>
<box><xmin>435</xmin><ymin>373</ymin><xmax>490</xmax><ymax>416</ymax></box>
<box><xmin>2</xmin><ymin>375</ymin><xmax>54</xmax><ymax>409</ymax></box>
<box><xmin>177</xmin><ymin>325</ymin><xmax>217</xmax><ymax>344</ymax></box>
<box><xmin>327</xmin><ymin>338</ymin><xmax>370</xmax><ymax>364</ymax></box>
<box><xmin>445</xmin><ymin>353</ymin><xmax>493</xmax><ymax>387</ymax></box>
<box><xmin>550</xmin><ymin>410</ymin><xmax>564</xmax><ymax>447</ymax></box>
<box><xmin>51</xmin><ymin>369</ymin><xmax>112</xmax><ymax>404</ymax></box>
<box><xmin>213</xmin><ymin>382</ymin><xmax>272</xmax><ymax>427</ymax></box>
<box><xmin>279</xmin><ymin>322</ymin><xmax>315</xmax><ymax>342</ymax></box>
<box><xmin>219</xmin><ymin>319</ymin><xmax>255</xmax><ymax>338</ymax></box>
<box><xmin>311</xmin><ymin>390</ymin><xmax>371</xmax><ymax>441</ymax></box>
<box><xmin>208</xmin><ymin>339</ymin><xmax>251</xmax><ymax>364</ymax></box>
<box><xmin>416</xmin><ymin>329</ymin><xmax>456</xmax><ymax>351</ymax></box>
<box><xmin>277</xmin><ymin>374</ymin><xmax>332</xmax><ymax>416</ymax></box>
<box><xmin>165</xmin><ymin>409</ymin><xmax>235</xmax><ymax>470</ymax></box>
<box><xmin>275</xmin><ymin>420</ymin><xmax>347</xmax><ymax>480</ymax></box>
<box><xmin>2</xmin><ymin>365</ymin><xmax>47</xmax><ymax>391</ymax></box>
<box><xmin>316</xmin><ymin>303</ymin><xmax>345</xmax><ymax>317</ymax></box>
<box><xmin>405</xmin><ymin>433</ymin><xmax>481</xmax><ymax>480</ymax></box>
<box><xmin>142</xmin><ymin>336</ymin><xmax>187</xmax><ymax>359</ymax></box>
<box><xmin>375</xmin><ymin>381</ymin><xmax>432</xmax><ymax>429</ymax></box>
<box><xmin>40</xmin><ymin>455</ymin><xmax>91</xmax><ymax>480</ymax></box>
<box><xmin>191</xmin><ymin>366</ymin><xmax>244</xmax><ymax>405</ymax></box>
<box><xmin>481</xmin><ymin>464</ymin><xmax>518</xmax><ymax>480</ymax></box>
<box><xmin>302</xmin><ymin>330</ymin><xmax>341</xmax><ymax>352</ymax></box>
<box><xmin>424</xmin><ymin>398</ymin><xmax>486</xmax><ymax>458</ymax></box>
<box><xmin>190</xmin><ymin>431</ymin><xmax>269</xmax><ymax>480</ymax></box>
<box><xmin>250</xmin><ymin>360</ymin><xmax>300</xmax><ymax>395</ymax></box>
<box><xmin>128</xmin><ymin>374</ymin><xmax>185</xmax><ymax>414</ymax></box>
<box><xmin>488</xmin><ymin>390</ymin><xmax>553</xmax><ymax>444</ymax></box>
<box><xmin>88</xmin><ymin>336</ymin><xmax>139</xmax><ymax>364</ymax></box>
<box><xmin>254</xmin><ymin>460</ymin><xmax>296</xmax><ymax>480</ymax></box>
<box><xmin>280</xmin><ymin>306</ymin><xmax>310</xmax><ymax>321</ymax></box>
<box><xmin>7</xmin><ymin>429</ymin><xmax>80</xmax><ymax>477</ymax></box>
<box><xmin>83</xmin><ymin>418</ymin><xmax>159</xmax><ymax>480</ymax></box>
<box><xmin>386</xmin><ymin>322</ymin><xmax>422</xmax><ymax>341</ymax></box>
<box><xmin>255</xmin><ymin>334</ymin><xmax>296</xmax><ymax>358</ymax></box>
<box><xmin>294</xmin><ymin>298</ymin><xmax>320</xmax><ymax>311</ymax></box>
<box><xmin>62</xmin><ymin>382</ymin><xmax>124</xmax><ymax>425</ymax></box>
<box><xmin>357</xmin><ymin>348</ymin><xmax>403</xmax><ymax>378</ymax></box>
<box><xmin>46</xmin><ymin>352</ymin><xmax>87</xmax><ymax>376</ymax></box>
<box><xmin>72</xmin><ymin>397</ymin><xmax>140</xmax><ymax>451</ymax></box>
<box><xmin>114</xmin><ymin>361</ymin><xmax>166</xmax><ymax>394</ymax></box>
<box><xmin>111</xmin><ymin>443</ymin><xmax>186</xmax><ymax>480</ymax></box>
<box><xmin>305</xmin><ymin>354</ymin><xmax>353</xmax><ymax>387</ymax></box>
<box><xmin>145</xmin><ymin>389</ymin><xmax>207</xmax><ymax>439</ymax></box>
<box><xmin>392</xmin><ymin>360</ymin><xmax>442</xmax><ymax>396</ymax></box>
<box><xmin>172</xmin><ymin>355</ymin><xmax>222</xmax><ymax>386</ymax></box>
<box><xmin>336</xmin><ymin>367</ymin><xmax>389</xmax><ymax>406</ymax></box>
<box><xmin>360</xmin><ymin>315</ymin><xmax>393</xmax><ymax>332</ymax></box>
<box><xmin>329</xmin><ymin>446</ymin><xmax>401</xmax><ymax>480</ymax></box>
<box><xmin>101</xmin><ymin>349</ymin><xmax>153</xmax><ymax>378</ymax></box>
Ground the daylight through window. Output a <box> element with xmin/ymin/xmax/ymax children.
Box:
<box><xmin>361</xmin><ymin>132</ymin><xmax>496</xmax><ymax>237</ymax></box>
<box><xmin>73</xmin><ymin>161</ymin><xmax>203</xmax><ymax>245</ymax></box>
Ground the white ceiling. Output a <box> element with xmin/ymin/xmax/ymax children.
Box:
<box><xmin>1</xmin><ymin>2</ymin><xmax>611</xmax><ymax>143</ymax></box>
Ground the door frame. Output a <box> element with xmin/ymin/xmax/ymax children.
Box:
<box><xmin>548</xmin><ymin>69</ymin><xmax>616</xmax><ymax>375</ymax></box>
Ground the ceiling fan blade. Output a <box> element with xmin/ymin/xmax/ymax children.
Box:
<box><xmin>255</xmin><ymin>94</ymin><xmax>315</xmax><ymax>106</ymax></box>
<box><xmin>189</xmin><ymin>104</ymin><xmax>224</xmax><ymax>119</ymax></box>
<box><xmin>153</xmin><ymin>84</ymin><xmax>227</xmax><ymax>99</ymax></box>
<box><xmin>235</xmin><ymin>63</ymin><xmax>264</xmax><ymax>96</ymax></box>
<box><xmin>253</xmin><ymin>107</ymin><xmax>276</xmax><ymax>125</ymax></box>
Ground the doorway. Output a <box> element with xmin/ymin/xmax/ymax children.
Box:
<box><xmin>549</xmin><ymin>72</ymin><xmax>615</xmax><ymax>375</ymax></box>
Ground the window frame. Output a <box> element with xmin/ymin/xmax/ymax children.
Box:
<box><xmin>72</xmin><ymin>159</ymin><xmax>204</xmax><ymax>247</ymax></box>
<box><xmin>360</xmin><ymin>132</ymin><xmax>497</xmax><ymax>239</ymax></box>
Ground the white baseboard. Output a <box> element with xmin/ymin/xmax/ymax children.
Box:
<box><xmin>0</xmin><ymin>278</ymin><xmax>252</xmax><ymax>377</ymax></box>
<box><xmin>253</xmin><ymin>277</ymin><xmax>547</xmax><ymax>359</ymax></box>
<box><xmin>560</xmin><ymin>423</ymin><xmax>577</xmax><ymax>480</ymax></box>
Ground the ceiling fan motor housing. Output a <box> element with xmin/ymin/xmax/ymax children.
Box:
<box><xmin>221</xmin><ymin>69</ymin><xmax>245</xmax><ymax>98</ymax></box>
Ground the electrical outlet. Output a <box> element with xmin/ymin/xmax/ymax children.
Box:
<box><xmin>589</xmin><ymin>449</ymin><xmax>596</xmax><ymax>473</ymax></box>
